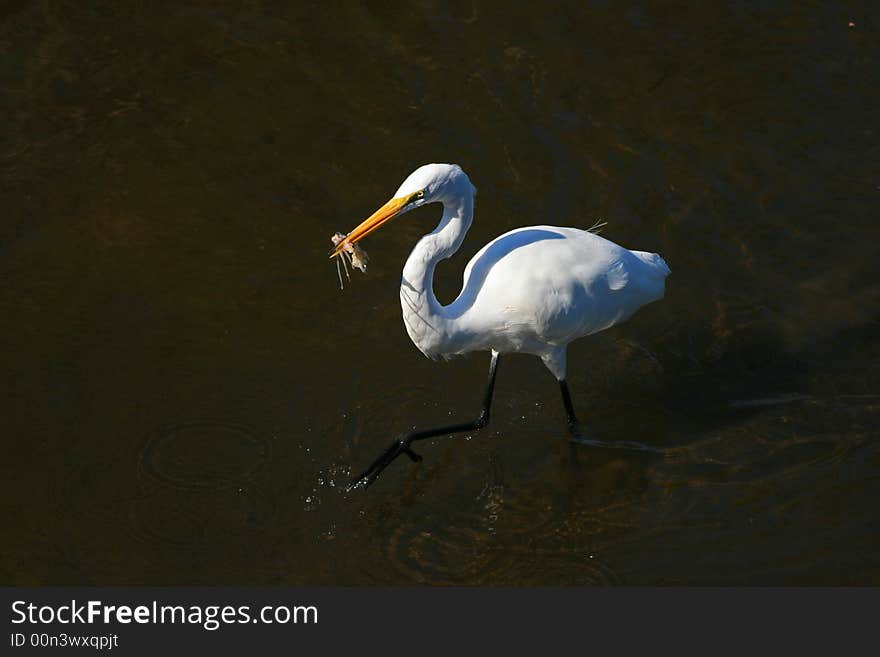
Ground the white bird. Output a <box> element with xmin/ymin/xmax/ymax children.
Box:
<box><xmin>333</xmin><ymin>163</ymin><xmax>670</xmax><ymax>489</ymax></box>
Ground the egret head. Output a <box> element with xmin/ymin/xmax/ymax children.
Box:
<box><xmin>330</xmin><ymin>163</ymin><xmax>474</xmax><ymax>258</ymax></box>
<box><xmin>394</xmin><ymin>163</ymin><xmax>475</xmax><ymax>205</ymax></box>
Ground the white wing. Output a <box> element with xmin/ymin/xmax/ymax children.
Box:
<box><xmin>446</xmin><ymin>226</ymin><xmax>668</xmax><ymax>354</ymax></box>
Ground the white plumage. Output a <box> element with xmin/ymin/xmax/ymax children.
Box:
<box><xmin>379</xmin><ymin>164</ymin><xmax>670</xmax><ymax>379</ymax></box>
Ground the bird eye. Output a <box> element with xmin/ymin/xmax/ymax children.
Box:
<box><xmin>416</xmin><ymin>190</ymin><xmax>425</xmax><ymax>199</ymax></box>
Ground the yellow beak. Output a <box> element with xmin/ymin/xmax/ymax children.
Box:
<box><xmin>330</xmin><ymin>195</ymin><xmax>412</xmax><ymax>258</ymax></box>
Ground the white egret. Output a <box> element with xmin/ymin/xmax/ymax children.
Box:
<box><xmin>333</xmin><ymin>163</ymin><xmax>670</xmax><ymax>489</ymax></box>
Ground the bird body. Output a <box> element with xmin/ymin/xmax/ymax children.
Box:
<box><xmin>389</xmin><ymin>165</ymin><xmax>669</xmax><ymax>379</ymax></box>
<box><xmin>333</xmin><ymin>163</ymin><xmax>670</xmax><ymax>488</ymax></box>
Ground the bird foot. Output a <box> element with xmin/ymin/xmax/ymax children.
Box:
<box><xmin>567</xmin><ymin>418</ymin><xmax>592</xmax><ymax>441</ymax></box>
<box><xmin>345</xmin><ymin>438</ymin><xmax>422</xmax><ymax>492</ymax></box>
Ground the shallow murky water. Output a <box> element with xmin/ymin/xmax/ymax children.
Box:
<box><xmin>2</xmin><ymin>2</ymin><xmax>878</xmax><ymax>585</ymax></box>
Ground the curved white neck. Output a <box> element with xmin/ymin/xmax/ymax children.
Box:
<box><xmin>399</xmin><ymin>195</ymin><xmax>473</xmax><ymax>357</ymax></box>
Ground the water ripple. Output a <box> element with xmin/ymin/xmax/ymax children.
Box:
<box><xmin>137</xmin><ymin>421</ymin><xmax>271</xmax><ymax>491</ymax></box>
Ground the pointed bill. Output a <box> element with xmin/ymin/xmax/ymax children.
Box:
<box><xmin>329</xmin><ymin>194</ymin><xmax>413</xmax><ymax>258</ymax></box>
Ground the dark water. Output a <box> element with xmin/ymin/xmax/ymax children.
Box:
<box><xmin>2</xmin><ymin>2</ymin><xmax>878</xmax><ymax>585</ymax></box>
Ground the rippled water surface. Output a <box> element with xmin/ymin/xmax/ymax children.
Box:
<box><xmin>2</xmin><ymin>1</ymin><xmax>878</xmax><ymax>585</ymax></box>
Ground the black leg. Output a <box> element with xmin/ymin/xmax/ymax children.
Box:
<box><xmin>346</xmin><ymin>352</ymin><xmax>501</xmax><ymax>491</ymax></box>
<box><xmin>559</xmin><ymin>379</ymin><xmax>579</xmax><ymax>430</ymax></box>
